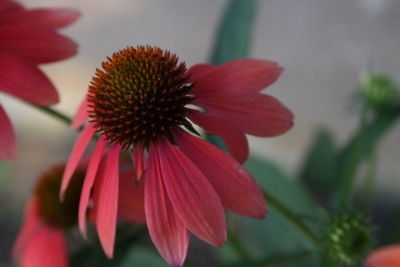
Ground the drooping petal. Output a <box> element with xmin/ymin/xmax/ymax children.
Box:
<box><xmin>156</xmin><ymin>139</ymin><xmax>227</xmax><ymax>247</ymax></box>
<box><xmin>175</xmin><ymin>130</ymin><xmax>267</xmax><ymax>219</ymax></box>
<box><xmin>146</xmin><ymin>144</ymin><xmax>189</xmax><ymax>266</ymax></box>
<box><xmin>188</xmin><ymin>110</ymin><xmax>248</xmax><ymax>163</ymax></box>
<box><xmin>20</xmin><ymin>225</ymin><xmax>68</xmax><ymax>267</ymax></box>
<box><xmin>132</xmin><ymin>145</ymin><xmax>145</xmax><ymax>181</ymax></box>
<box><xmin>0</xmin><ymin>28</ymin><xmax>77</xmax><ymax>64</ymax></box>
<box><xmin>13</xmin><ymin>198</ymin><xmax>41</xmax><ymax>259</ymax></box>
<box><xmin>366</xmin><ymin>245</ymin><xmax>400</xmax><ymax>267</ymax></box>
<box><xmin>0</xmin><ymin>104</ymin><xmax>16</xmax><ymax>160</ymax></box>
<box><xmin>71</xmin><ymin>96</ymin><xmax>89</xmax><ymax>130</ymax></box>
<box><xmin>92</xmin><ymin>144</ymin><xmax>120</xmax><ymax>258</ymax></box>
<box><xmin>0</xmin><ymin>0</ymin><xmax>23</xmax><ymax>13</ymax></box>
<box><xmin>194</xmin><ymin>92</ymin><xmax>294</xmax><ymax>137</ymax></box>
<box><xmin>60</xmin><ymin>124</ymin><xmax>95</xmax><ymax>200</ymax></box>
<box><xmin>0</xmin><ymin>8</ymin><xmax>80</xmax><ymax>29</ymax></box>
<box><xmin>118</xmin><ymin>169</ymin><xmax>146</xmax><ymax>224</ymax></box>
<box><xmin>191</xmin><ymin>59</ymin><xmax>283</xmax><ymax>95</ymax></box>
<box><xmin>78</xmin><ymin>137</ymin><xmax>106</xmax><ymax>238</ymax></box>
<box><xmin>0</xmin><ymin>53</ymin><xmax>58</xmax><ymax>105</ymax></box>
<box><xmin>187</xmin><ymin>63</ymin><xmax>215</xmax><ymax>84</ymax></box>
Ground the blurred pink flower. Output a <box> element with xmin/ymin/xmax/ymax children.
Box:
<box><xmin>61</xmin><ymin>46</ymin><xmax>293</xmax><ymax>266</ymax></box>
<box><xmin>366</xmin><ymin>245</ymin><xmax>400</xmax><ymax>267</ymax></box>
<box><xmin>0</xmin><ymin>0</ymin><xmax>79</xmax><ymax>160</ymax></box>
<box><xmin>13</xmin><ymin>164</ymin><xmax>145</xmax><ymax>267</ymax></box>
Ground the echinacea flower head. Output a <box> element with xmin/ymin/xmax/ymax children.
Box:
<box><xmin>0</xmin><ymin>0</ymin><xmax>79</xmax><ymax>160</ymax></box>
<box><xmin>366</xmin><ymin>244</ymin><xmax>400</xmax><ymax>267</ymax></box>
<box><xmin>62</xmin><ymin>45</ymin><xmax>293</xmax><ymax>266</ymax></box>
<box><xmin>13</xmin><ymin>164</ymin><xmax>84</xmax><ymax>267</ymax></box>
<box><xmin>13</xmin><ymin>164</ymin><xmax>145</xmax><ymax>267</ymax></box>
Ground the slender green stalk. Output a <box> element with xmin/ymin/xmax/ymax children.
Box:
<box><xmin>262</xmin><ymin>189</ymin><xmax>320</xmax><ymax>244</ymax></box>
<box><xmin>29</xmin><ymin>104</ymin><xmax>72</xmax><ymax>125</ymax></box>
<box><xmin>362</xmin><ymin>152</ymin><xmax>377</xmax><ymax>211</ymax></box>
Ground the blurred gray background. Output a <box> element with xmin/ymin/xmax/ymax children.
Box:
<box><xmin>1</xmin><ymin>0</ymin><xmax>399</xmax><ymax>264</ymax></box>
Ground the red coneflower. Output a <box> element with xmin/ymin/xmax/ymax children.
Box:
<box><xmin>0</xmin><ymin>0</ymin><xmax>79</xmax><ymax>160</ymax></box>
<box><xmin>61</xmin><ymin>46</ymin><xmax>293</xmax><ymax>266</ymax></box>
<box><xmin>13</xmin><ymin>164</ymin><xmax>145</xmax><ymax>267</ymax></box>
<box><xmin>366</xmin><ymin>245</ymin><xmax>400</xmax><ymax>267</ymax></box>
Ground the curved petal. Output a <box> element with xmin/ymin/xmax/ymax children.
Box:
<box><xmin>0</xmin><ymin>0</ymin><xmax>23</xmax><ymax>13</ymax></box>
<box><xmin>0</xmin><ymin>53</ymin><xmax>58</xmax><ymax>105</ymax></box>
<box><xmin>0</xmin><ymin>28</ymin><xmax>77</xmax><ymax>64</ymax></box>
<box><xmin>188</xmin><ymin>110</ymin><xmax>248</xmax><ymax>163</ymax></box>
<box><xmin>366</xmin><ymin>245</ymin><xmax>400</xmax><ymax>267</ymax></box>
<box><xmin>118</xmin><ymin>169</ymin><xmax>146</xmax><ymax>224</ymax></box>
<box><xmin>132</xmin><ymin>145</ymin><xmax>145</xmax><ymax>181</ymax></box>
<box><xmin>13</xmin><ymin>198</ymin><xmax>41</xmax><ymax>259</ymax></box>
<box><xmin>145</xmin><ymin>147</ymin><xmax>188</xmax><ymax>266</ymax></box>
<box><xmin>92</xmin><ymin>144</ymin><xmax>120</xmax><ymax>258</ymax></box>
<box><xmin>175</xmin><ymin>130</ymin><xmax>267</xmax><ymax>219</ymax></box>
<box><xmin>78</xmin><ymin>137</ymin><xmax>106</xmax><ymax>238</ymax></box>
<box><xmin>194</xmin><ymin>92</ymin><xmax>294</xmax><ymax>137</ymax></box>
<box><xmin>60</xmin><ymin>124</ymin><xmax>95</xmax><ymax>200</ymax></box>
<box><xmin>0</xmin><ymin>104</ymin><xmax>16</xmax><ymax>160</ymax></box>
<box><xmin>0</xmin><ymin>8</ymin><xmax>80</xmax><ymax>29</ymax></box>
<box><xmin>72</xmin><ymin>96</ymin><xmax>89</xmax><ymax>130</ymax></box>
<box><xmin>191</xmin><ymin>59</ymin><xmax>283</xmax><ymax>95</ymax></box>
<box><xmin>156</xmin><ymin>139</ymin><xmax>226</xmax><ymax>247</ymax></box>
<box><xmin>20</xmin><ymin>225</ymin><xmax>68</xmax><ymax>267</ymax></box>
<box><xmin>187</xmin><ymin>63</ymin><xmax>215</xmax><ymax>84</ymax></box>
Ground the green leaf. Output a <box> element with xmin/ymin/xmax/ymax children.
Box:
<box><xmin>299</xmin><ymin>128</ymin><xmax>337</xmax><ymax>201</ymax></box>
<box><xmin>217</xmin><ymin>157</ymin><xmax>321</xmax><ymax>267</ymax></box>
<box><xmin>335</xmin><ymin>108</ymin><xmax>400</xmax><ymax>204</ymax></box>
<box><xmin>210</xmin><ymin>0</ymin><xmax>258</xmax><ymax>64</ymax></box>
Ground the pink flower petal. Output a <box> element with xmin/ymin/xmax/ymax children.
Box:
<box><xmin>71</xmin><ymin>96</ymin><xmax>89</xmax><ymax>130</ymax></box>
<box><xmin>13</xmin><ymin>198</ymin><xmax>41</xmax><ymax>259</ymax></box>
<box><xmin>175</xmin><ymin>130</ymin><xmax>267</xmax><ymax>219</ymax></box>
<box><xmin>146</xmin><ymin>145</ymin><xmax>189</xmax><ymax>266</ymax></box>
<box><xmin>0</xmin><ymin>8</ymin><xmax>80</xmax><ymax>29</ymax></box>
<box><xmin>194</xmin><ymin>92</ymin><xmax>294</xmax><ymax>137</ymax></box>
<box><xmin>78</xmin><ymin>137</ymin><xmax>106</xmax><ymax>238</ymax></box>
<box><xmin>20</xmin><ymin>225</ymin><xmax>68</xmax><ymax>267</ymax></box>
<box><xmin>187</xmin><ymin>63</ymin><xmax>215</xmax><ymax>83</ymax></box>
<box><xmin>0</xmin><ymin>0</ymin><xmax>23</xmax><ymax>13</ymax></box>
<box><xmin>0</xmin><ymin>28</ymin><xmax>77</xmax><ymax>64</ymax></box>
<box><xmin>118</xmin><ymin>169</ymin><xmax>146</xmax><ymax>224</ymax></box>
<box><xmin>132</xmin><ymin>145</ymin><xmax>145</xmax><ymax>181</ymax></box>
<box><xmin>191</xmin><ymin>59</ymin><xmax>283</xmax><ymax>95</ymax></box>
<box><xmin>156</xmin><ymin>139</ymin><xmax>227</xmax><ymax>247</ymax></box>
<box><xmin>188</xmin><ymin>110</ymin><xmax>249</xmax><ymax>163</ymax></box>
<box><xmin>92</xmin><ymin>144</ymin><xmax>120</xmax><ymax>258</ymax></box>
<box><xmin>0</xmin><ymin>104</ymin><xmax>16</xmax><ymax>160</ymax></box>
<box><xmin>0</xmin><ymin>53</ymin><xmax>58</xmax><ymax>105</ymax></box>
<box><xmin>60</xmin><ymin>124</ymin><xmax>95</xmax><ymax>200</ymax></box>
<box><xmin>366</xmin><ymin>245</ymin><xmax>400</xmax><ymax>267</ymax></box>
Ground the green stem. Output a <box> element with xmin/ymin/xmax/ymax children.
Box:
<box><xmin>362</xmin><ymin>151</ymin><xmax>377</xmax><ymax>211</ymax></box>
<box><xmin>262</xmin><ymin>189</ymin><xmax>320</xmax><ymax>245</ymax></box>
<box><xmin>28</xmin><ymin>104</ymin><xmax>72</xmax><ymax>125</ymax></box>
<box><xmin>228</xmin><ymin>229</ymin><xmax>252</xmax><ymax>261</ymax></box>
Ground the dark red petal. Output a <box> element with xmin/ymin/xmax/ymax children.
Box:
<box><xmin>188</xmin><ymin>110</ymin><xmax>249</xmax><ymax>163</ymax></box>
<box><xmin>131</xmin><ymin>145</ymin><xmax>145</xmax><ymax>181</ymax></box>
<box><xmin>0</xmin><ymin>104</ymin><xmax>16</xmax><ymax>160</ymax></box>
<box><xmin>194</xmin><ymin>92</ymin><xmax>294</xmax><ymax>137</ymax></box>
<box><xmin>187</xmin><ymin>63</ymin><xmax>215</xmax><ymax>83</ymax></box>
<box><xmin>192</xmin><ymin>59</ymin><xmax>283</xmax><ymax>95</ymax></box>
<box><xmin>0</xmin><ymin>53</ymin><xmax>58</xmax><ymax>105</ymax></box>
<box><xmin>118</xmin><ymin>169</ymin><xmax>146</xmax><ymax>224</ymax></box>
<box><xmin>175</xmin><ymin>130</ymin><xmax>267</xmax><ymax>219</ymax></box>
<box><xmin>0</xmin><ymin>0</ymin><xmax>23</xmax><ymax>13</ymax></box>
<box><xmin>93</xmin><ymin>144</ymin><xmax>120</xmax><ymax>258</ymax></box>
<box><xmin>145</xmin><ymin>145</ymin><xmax>188</xmax><ymax>266</ymax></box>
<box><xmin>157</xmin><ymin>139</ymin><xmax>227</xmax><ymax>247</ymax></box>
<box><xmin>60</xmin><ymin>124</ymin><xmax>95</xmax><ymax>200</ymax></box>
<box><xmin>0</xmin><ymin>8</ymin><xmax>80</xmax><ymax>29</ymax></box>
<box><xmin>20</xmin><ymin>225</ymin><xmax>68</xmax><ymax>267</ymax></box>
<box><xmin>78</xmin><ymin>137</ymin><xmax>106</xmax><ymax>238</ymax></box>
<box><xmin>0</xmin><ymin>28</ymin><xmax>77</xmax><ymax>64</ymax></box>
